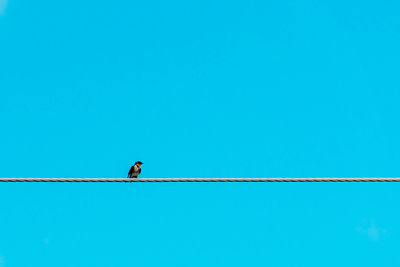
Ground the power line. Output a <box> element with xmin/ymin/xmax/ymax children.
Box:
<box><xmin>0</xmin><ymin>178</ymin><xmax>400</xmax><ymax>182</ymax></box>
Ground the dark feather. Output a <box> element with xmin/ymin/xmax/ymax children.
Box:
<box><xmin>128</xmin><ymin>166</ymin><xmax>135</xmax><ymax>177</ymax></box>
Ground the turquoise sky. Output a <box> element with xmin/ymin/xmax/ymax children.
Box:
<box><xmin>1</xmin><ymin>0</ymin><xmax>400</xmax><ymax>266</ymax></box>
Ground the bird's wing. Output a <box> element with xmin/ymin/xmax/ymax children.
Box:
<box><xmin>128</xmin><ymin>166</ymin><xmax>134</xmax><ymax>176</ymax></box>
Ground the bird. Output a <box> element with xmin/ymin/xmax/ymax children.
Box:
<box><xmin>128</xmin><ymin>161</ymin><xmax>143</xmax><ymax>178</ymax></box>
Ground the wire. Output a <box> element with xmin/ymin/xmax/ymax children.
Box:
<box><xmin>0</xmin><ymin>178</ymin><xmax>400</xmax><ymax>182</ymax></box>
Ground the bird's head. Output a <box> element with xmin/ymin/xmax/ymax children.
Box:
<box><xmin>135</xmin><ymin>161</ymin><xmax>144</xmax><ymax>166</ymax></box>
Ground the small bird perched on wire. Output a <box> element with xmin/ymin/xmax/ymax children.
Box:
<box><xmin>128</xmin><ymin>161</ymin><xmax>143</xmax><ymax>178</ymax></box>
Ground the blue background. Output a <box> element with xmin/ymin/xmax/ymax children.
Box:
<box><xmin>1</xmin><ymin>0</ymin><xmax>400</xmax><ymax>266</ymax></box>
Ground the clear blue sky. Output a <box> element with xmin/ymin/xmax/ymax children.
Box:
<box><xmin>1</xmin><ymin>0</ymin><xmax>400</xmax><ymax>266</ymax></box>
